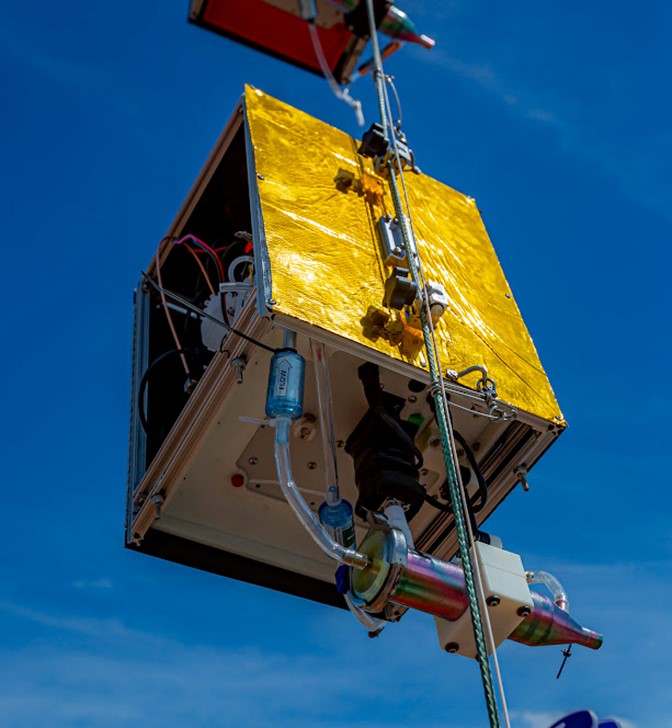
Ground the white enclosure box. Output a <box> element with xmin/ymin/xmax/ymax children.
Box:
<box><xmin>434</xmin><ymin>543</ymin><xmax>533</xmax><ymax>658</ymax></box>
<box><xmin>126</xmin><ymin>88</ymin><xmax>564</xmax><ymax>612</ymax></box>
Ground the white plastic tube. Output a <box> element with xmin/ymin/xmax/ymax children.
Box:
<box><xmin>274</xmin><ymin>416</ymin><xmax>369</xmax><ymax>568</ymax></box>
<box><xmin>526</xmin><ymin>570</ymin><xmax>570</xmax><ymax>612</ymax></box>
<box><xmin>310</xmin><ymin>340</ymin><xmax>340</xmax><ymax>504</ymax></box>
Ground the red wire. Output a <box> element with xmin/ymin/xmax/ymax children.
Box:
<box><xmin>173</xmin><ymin>234</ymin><xmax>226</xmax><ymax>282</ymax></box>
<box><xmin>190</xmin><ymin>245</ymin><xmax>228</xmax><ymax>254</ymax></box>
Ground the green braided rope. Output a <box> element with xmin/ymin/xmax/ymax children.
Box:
<box><xmin>386</xmin><ymin>165</ymin><xmax>502</xmax><ymax>728</ymax></box>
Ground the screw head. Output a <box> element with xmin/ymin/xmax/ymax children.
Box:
<box><xmin>408</xmin><ymin>395</ymin><xmax>417</xmax><ymax>403</ymax></box>
<box><xmin>336</xmin><ymin>440</ymin><xmax>344</xmax><ymax>448</ymax></box>
<box><xmin>486</xmin><ymin>595</ymin><xmax>501</xmax><ymax>607</ymax></box>
<box><xmin>307</xmin><ymin>461</ymin><xmax>317</xmax><ymax>470</ymax></box>
<box><xmin>248</xmin><ymin>457</ymin><xmax>259</xmax><ymax>466</ymax></box>
<box><xmin>257</xmin><ymin>173</ymin><xmax>264</xmax><ymax>180</ymax></box>
<box><xmin>429</xmin><ymin>437</ymin><xmax>441</xmax><ymax>447</ymax></box>
<box><xmin>517</xmin><ymin>605</ymin><xmax>531</xmax><ymax>617</ymax></box>
<box><xmin>444</xmin><ymin>642</ymin><xmax>459</xmax><ymax>654</ymax></box>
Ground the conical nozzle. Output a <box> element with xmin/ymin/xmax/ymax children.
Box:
<box><xmin>509</xmin><ymin>592</ymin><xmax>603</xmax><ymax>650</ymax></box>
<box><xmin>380</xmin><ymin>7</ymin><xmax>435</xmax><ymax>49</ymax></box>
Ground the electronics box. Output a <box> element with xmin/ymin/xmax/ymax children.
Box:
<box><xmin>126</xmin><ymin>86</ymin><xmax>564</xmax><ymax>609</ymax></box>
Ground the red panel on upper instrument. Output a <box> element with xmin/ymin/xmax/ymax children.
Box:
<box><xmin>190</xmin><ymin>0</ymin><xmax>362</xmax><ymax>81</ymax></box>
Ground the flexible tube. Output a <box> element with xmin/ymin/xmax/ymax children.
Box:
<box><xmin>344</xmin><ymin>592</ymin><xmax>384</xmax><ymax>634</ymax></box>
<box><xmin>307</xmin><ymin>22</ymin><xmax>364</xmax><ymax>126</ymax></box>
<box><xmin>526</xmin><ymin>570</ymin><xmax>570</xmax><ymax>612</ymax></box>
<box><xmin>310</xmin><ymin>340</ymin><xmax>339</xmax><ymax>504</ymax></box>
<box><xmin>274</xmin><ymin>416</ymin><xmax>369</xmax><ymax>568</ymax></box>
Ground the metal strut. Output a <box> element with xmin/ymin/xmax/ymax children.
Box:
<box><xmin>362</xmin><ymin>2</ymin><xmax>504</xmax><ymax>726</ymax></box>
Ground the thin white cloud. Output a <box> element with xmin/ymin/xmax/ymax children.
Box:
<box><xmin>71</xmin><ymin>578</ymin><xmax>113</xmax><ymax>590</ymax></box>
<box><xmin>412</xmin><ymin>48</ymin><xmax>672</xmax><ymax>221</ymax></box>
<box><xmin>412</xmin><ymin>50</ymin><xmax>563</xmax><ymax>127</ymax></box>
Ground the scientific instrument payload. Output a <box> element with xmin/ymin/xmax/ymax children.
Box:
<box><xmin>127</xmin><ymin>85</ymin><xmax>599</xmax><ymax>653</ymax></box>
<box><xmin>126</xmin><ymin>3</ymin><xmax>604</xmax><ymax>726</ymax></box>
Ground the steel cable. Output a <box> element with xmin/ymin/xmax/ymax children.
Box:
<box><xmin>362</xmin><ymin>2</ymin><xmax>508</xmax><ymax>725</ymax></box>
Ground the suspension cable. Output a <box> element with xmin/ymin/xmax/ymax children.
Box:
<box><xmin>362</xmin><ymin>2</ymin><xmax>508</xmax><ymax>725</ymax></box>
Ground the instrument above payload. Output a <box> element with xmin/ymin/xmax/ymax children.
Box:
<box><xmin>188</xmin><ymin>0</ymin><xmax>434</xmax><ymax>85</ymax></box>
<box><xmin>126</xmin><ymin>86</ymin><xmax>601</xmax><ymax>658</ymax></box>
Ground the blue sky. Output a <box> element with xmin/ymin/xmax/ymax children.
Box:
<box><xmin>1</xmin><ymin>1</ymin><xmax>670</xmax><ymax>726</ymax></box>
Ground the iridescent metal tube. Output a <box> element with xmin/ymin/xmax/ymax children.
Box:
<box><xmin>351</xmin><ymin>527</ymin><xmax>603</xmax><ymax>651</ymax></box>
<box><xmin>391</xmin><ymin>550</ymin><xmax>468</xmax><ymax>620</ymax></box>
<box><xmin>509</xmin><ymin>592</ymin><xmax>603</xmax><ymax>650</ymax></box>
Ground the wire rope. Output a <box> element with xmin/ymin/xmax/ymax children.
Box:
<box><xmin>385</xmin><ymin>79</ymin><xmax>512</xmax><ymax>728</ymax></box>
<box><xmin>362</xmin><ymin>2</ymin><xmax>509</xmax><ymax>725</ymax></box>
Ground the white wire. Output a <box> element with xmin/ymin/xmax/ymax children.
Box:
<box><xmin>365</xmin><ymin>3</ymin><xmax>511</xmax><ymax>724</ymax></box>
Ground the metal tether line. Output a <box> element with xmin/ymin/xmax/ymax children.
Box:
<box><xmin>378</xmin><ymin>64</ymin><xmax>512</xmax><ymax>728</ymax></box>
<box><xmin>362</xmin><ymin>2</ymin><xmax>507</xmax><ymax>726</ymax></box>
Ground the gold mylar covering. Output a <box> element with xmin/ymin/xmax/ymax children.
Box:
<box><xmin>245</xmin><ymin>86</ymin><xmax>563</xmax><ymax>424</ymax></box>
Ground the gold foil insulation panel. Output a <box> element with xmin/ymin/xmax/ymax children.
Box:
<box><xmin>244</xmin><ymin>86</ymin><xmax>563</xmax><ymax>424</ymax></box>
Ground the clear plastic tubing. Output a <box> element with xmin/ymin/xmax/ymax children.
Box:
<box><xmin>344</xmin><ymin>592</ymin><xmax>383</xmax><ymax>634</ymax></box>
<box><xmin>268</xmin><ymin>330</ymin><xmax>369</xmax><ymax>569</ymax></box>
<box><xmin>526</xmin><ymin>570</ymin><xmax>570</xmax><ymax>612</ymax></box>
<box><xmin>274</xmin><ymin>417</ymin><xmax>369</xmax><ymax>568</ymax></box>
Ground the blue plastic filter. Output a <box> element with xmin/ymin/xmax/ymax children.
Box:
<box><xmin>318</xmin><ymin>492</ymin><xmax>356</xmax><ymax>548</ymax></box>
<box><xmin>265</xmin><ymin>349</ymin><xmax>305</xmax><ymax>419</ymax></box>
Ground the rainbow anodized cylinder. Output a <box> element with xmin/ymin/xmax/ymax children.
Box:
<box><xmin>510</xmin><ymin>591</ymin><xmax>603</xmax><ymax>650</ymax></box>
<box><xmin>350</xmin><ymin>526</ymin><xmax>603</xmax><ymax>651</ymax></box>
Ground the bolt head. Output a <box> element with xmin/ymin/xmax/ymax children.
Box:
<box><xmin>307</xmin><ymin>461</ymin><xmax>317</xmax><ymax>470</ymax></box>
<box><xmin>248</xmin><ymin>457</ymin><xmax>259</xmax><ymax>466</ymax></box>
<box><xmin>486</xmin><ymin>595</ymin><xmax>501</xmax><ymax>607</ymax></box>
<box><xmin>517</xmin><ymin>605</ymin><xmax>531</xmax><ymax>617</ymax></box>
<box><xmin>444</xmin><ymin>642</ymin><xmax>459</xmax><ymax>654</ymax></box>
